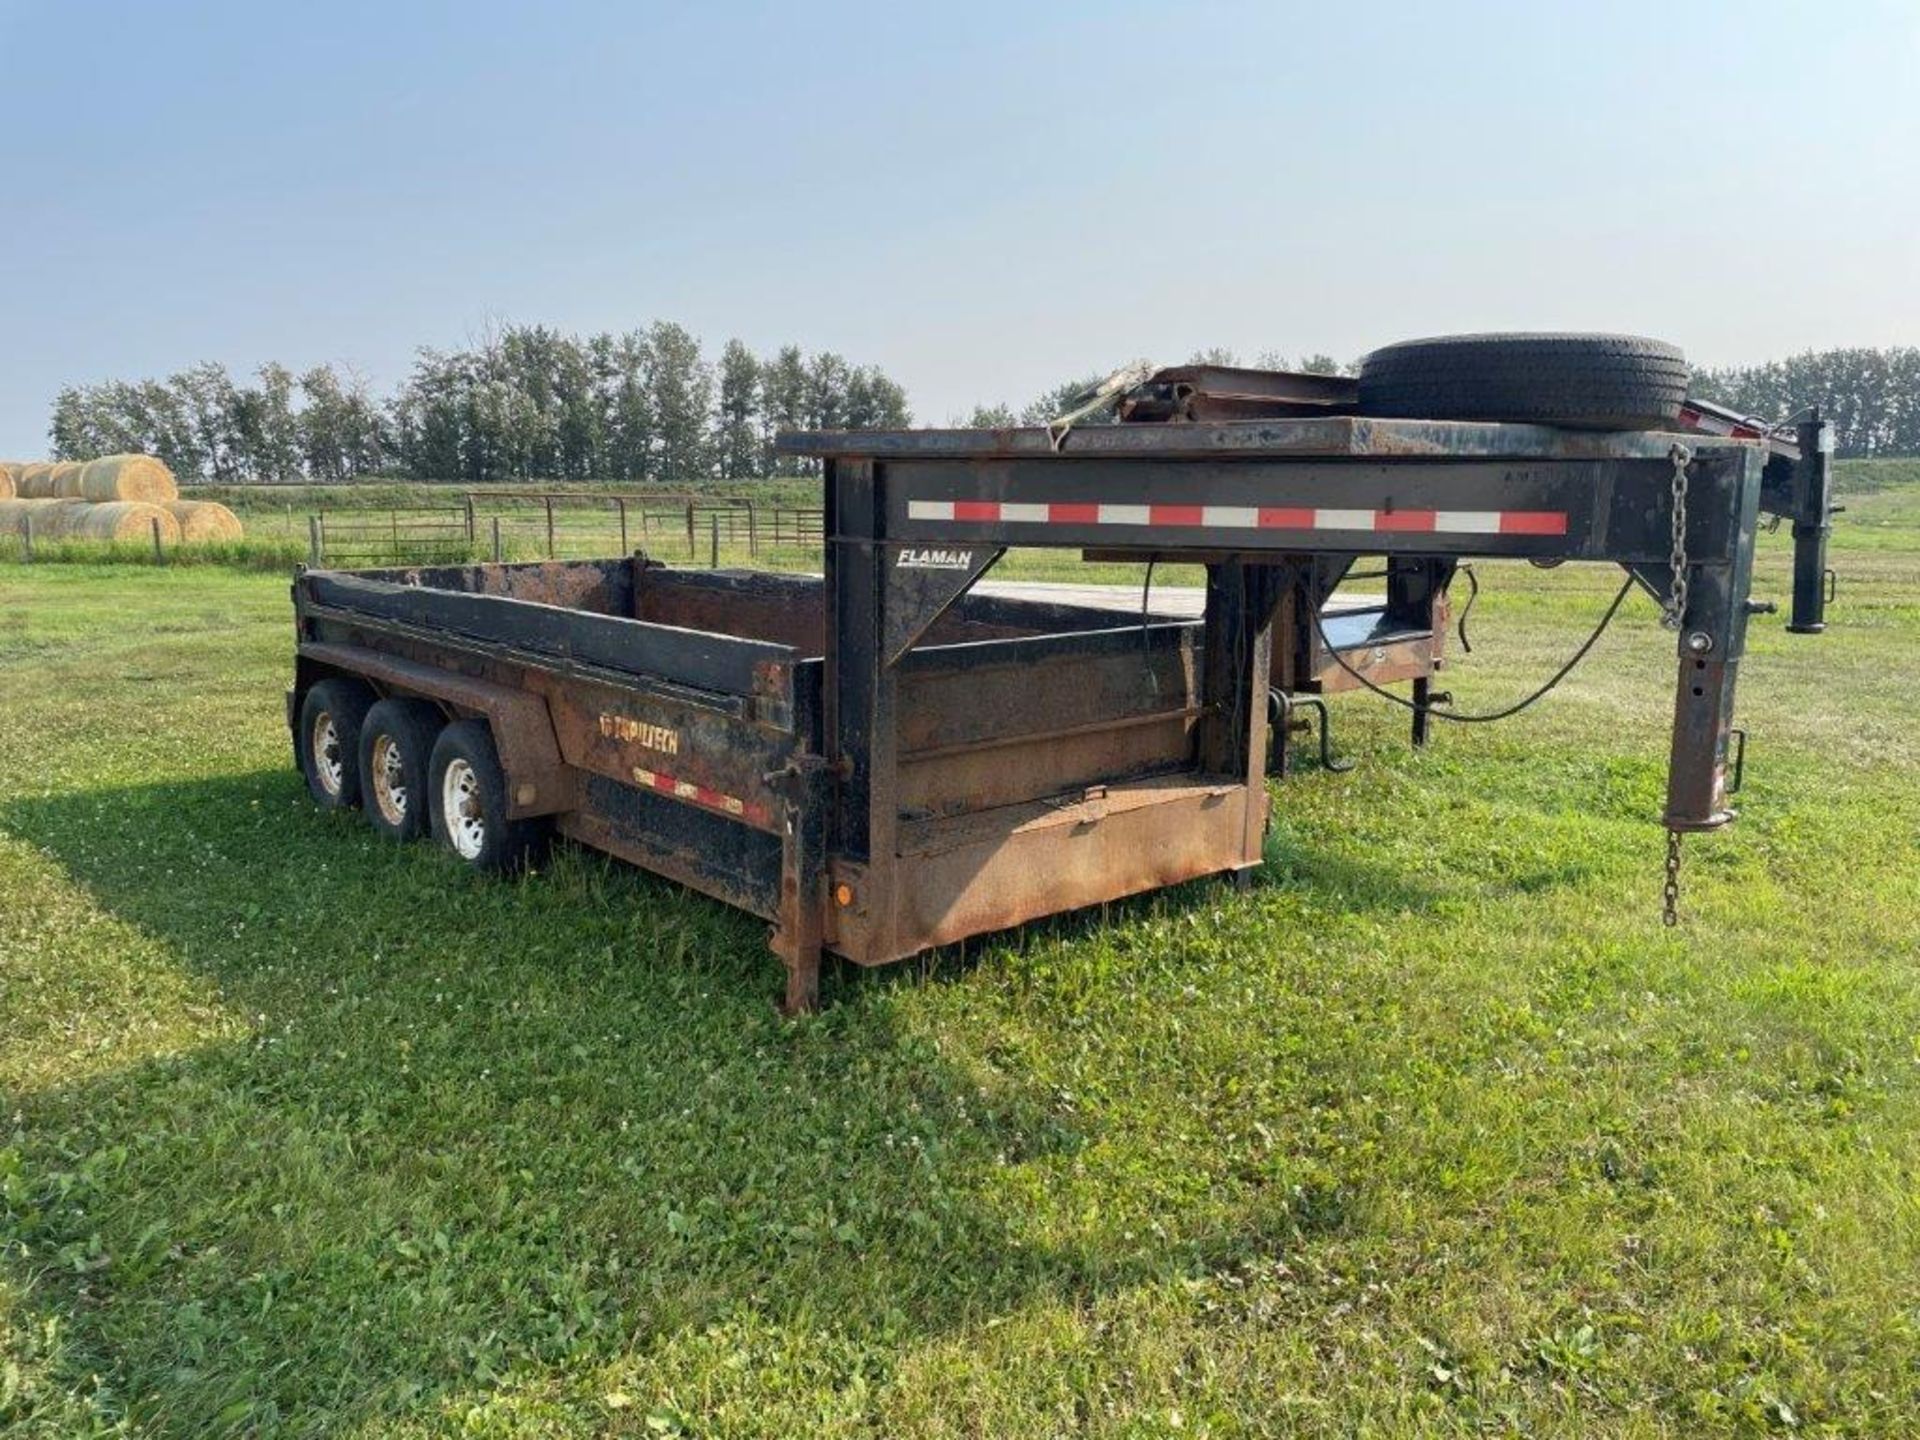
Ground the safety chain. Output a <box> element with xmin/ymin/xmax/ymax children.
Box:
<box><xmin>1659</xmin><ymin>442</ymin><xmax>1694</xmax><ymax>925</ymax></box>
<box><xmin>1662</xmin><ymin>830</ymin><xmax>1684</xmax><ymax>927</ymax></box>
<box><xmin>1661</xmin><ymin>443</ymin><xmax>1692</xmax><ymax>629</ymax></box>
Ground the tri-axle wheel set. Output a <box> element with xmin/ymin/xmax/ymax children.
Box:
<box><xmin>297</xmin><ymin>677</ymin><xmax>549</xmax><ymax>875</ymax></box>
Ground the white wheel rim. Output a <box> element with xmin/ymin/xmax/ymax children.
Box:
<box><xmin>370</xmin><ymin>733</ymin><xmax>408</xmax><ymax>825</ymax></box>
<box><xmin>312</xmin><ymin>711</ymin><xmax>344</xmax><ymax>796</ymax></box>
<box><xmin>442</xmin><ymin>758</ymin><xmax>486</xmax><ymax>859</ymax></box>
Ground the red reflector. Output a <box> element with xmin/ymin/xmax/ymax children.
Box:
<box><xmin>1374</xmin><ymin>509</ymin><xmax>1437</xmax><ymax>532</ymax></box>
<box><xmin>1257</xmin><ymin>507</ymin><xmax>1317</xmax><ymax>529</ymax></box>
<box><xmin>1498</xmin><ymin>511</ymin><xmax>1568</xmax><ymax>535</ymax></box>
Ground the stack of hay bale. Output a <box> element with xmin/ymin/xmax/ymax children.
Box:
<box><xmin>0</xmin><ymin>455</ymin><xmax>244</xmax><ymax>544</ymax></box>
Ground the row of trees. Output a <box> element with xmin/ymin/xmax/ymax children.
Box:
<box><xmin>48</xmin><ymin>340</ymin><xmax>1920</xmax><ymax>479</ymax></box>
<box><xmin>48</xmin><ymin>362</ymin><xmax>387</xmax><ymax>486</ymax></box>
<box><xmin>1689</xmin><ymin>347</ymin><xmax>1920</xmax><ymax>457</ymax></box>
<box><xmin>48</xmin><ymin>323</ymin><xmax>910</xmax><ymax>484</ymax></box>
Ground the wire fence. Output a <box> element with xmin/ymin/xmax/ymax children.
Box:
<box><xmin>237</xmin><ymin>493</ymin><xmax>824</xmax><ymax>568</ymax></box>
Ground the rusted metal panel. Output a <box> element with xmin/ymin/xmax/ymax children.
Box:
<box><xmin>560</xmin><ymin>779</ymin><xmax>783</xmax><ymax>919</ymax></box>
<box><xmin>896</xmin><ymin>624</ymin><xmax>1198</xmax><ymax>752</ymax></box>
<box><xmin>303</xmin><ymin>570</ymin><xmax>798</xmax><ymax>705</ymax></box>
<box><xmin>543</xmin><ymin>675</ymin><xmax>793</xmax><ymax>834</ymax></box>
<box><xmin>636</xmin><ymin>568</ymin><xmax>828</xmax><ymax>652</ymax></box>
<box><xmin>894</xmin><ymin>622</ymin><xmax>1200</xmax><ymax>814</ymax></box>
<box><xmin>1311</xmin><ymin>634</ymin><xmax>1439</xmax><ymax>692</ymax></box>
<box><xmin>899</xmin><ymin>713</ymin><xmax>1198</xmax><ymax>820</ymax></box>
<box><xmin>353</xmin><ymin>558</ymin><xmax>636</xmax><ymax>613</ymax></box>
<box><xmin>628</xmin><ymin>565</ymin><xmax>1152</xmax><ymax>657</ymax></box>
<box><xmin>829</xmin><ymin>777</ymin><xmax>1249</xmax><ymax>965</ymax></box>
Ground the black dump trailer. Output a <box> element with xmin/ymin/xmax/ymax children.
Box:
<box><xmin>288</xmin><ymin>336</ymin><xmax>1837</xmax><ymax>1011</ymax></box>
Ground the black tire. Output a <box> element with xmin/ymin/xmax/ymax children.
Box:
<box><xmin>1357</xmin><ymin>333</ymin><xmax>1689</xmax><ymax>431</ymax></box>
<box><xmin>427</xmin><ymin>720</ymin><xmax>551</xmax><ymax>875</ymax></box>
<box><xmin>299</xmin><ymin>678</ymin><xmax>375</xmax><ymax>810</ymax></box>
<box><xmin>357</xmin><ymin>698</ymin><xmax>444</xmax><ymax>841</ymax></box>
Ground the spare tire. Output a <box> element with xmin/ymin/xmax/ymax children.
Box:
<box><xmin>1358</xmin><ymin>333</ymin><xmax>1688</xmax><ymax>431</ymax></box>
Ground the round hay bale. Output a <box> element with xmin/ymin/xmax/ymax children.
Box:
<box><xmin>0</xmin><ymin>497</ymin><xmax>82</xmax><ymax>536</ymax></box>
<box><xmin>57</xmin><ymin>501</ymin><xmax>183</xmax><ymax>543</ymax></box>
<box><xmin>77</xmin><ymin>453</ymin><xmax>178</xmax><ymax>503</ymax></box>
<box><xmin>16</xmin><ymin>462</ymin><xmax>57</xmax><ymax>498</ymax></box>
<box><xmin>0</xmin><ymin>466</ymin><xmax>14</xmax><ymax>501</ymax></box>
<box><xmin>164</xmin><ymin>499</ymin><xmax>244</xmax><ymax>542</ymax></box>
<box><xmin>49</xmin><ymin>461</ymin><xmax>86</xmax><ymax>498</ymax></box>
<box><xmin>0</xmin><ymin>497</ymin><xmax>49</xmax><ymax>533</ymax></box>
<box><xmin>15</xmin><ymin>499</ymin><xmax>94</xmax><ymax>537</ymax></box>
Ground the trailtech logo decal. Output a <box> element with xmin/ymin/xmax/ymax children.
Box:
<box><xmin>895</xmin><ymin>546</ymin><xmax>976</xmax><ymax>571</ymax></box>
<box><xmin>598</xmin><ymin>712</ymin><xmax>680</xmax><ymax>755</ymax></box>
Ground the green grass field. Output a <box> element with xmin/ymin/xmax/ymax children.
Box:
<box><xmin>1</xmin><ymin>470</ymin><xmax>1917</xmax><ymax>1436</ymax></box>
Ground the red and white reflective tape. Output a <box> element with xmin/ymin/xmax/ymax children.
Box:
<box><xmin>905</xmin><ymin>498</ymin><xmax>1567</xmax><ymax>537</ymax></box>
<box><xmin>631</xmin><ymin>766</ymin><xmax>770</xmax><ymax>827</ymax></box>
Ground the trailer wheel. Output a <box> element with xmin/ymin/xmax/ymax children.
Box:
<box><xmin>299</xmin><ymin>678</ymin><xmax>376</xmax><ymax>810</ymax></box>
<box><xmin>358</xmin><ymin>699</ymin><xmax>444</xmax><ymax>841</ymax></box>
<box><xmin>1357</xmin><ymin>333</ymin><xmax>1689</xmax><ymax>430</ymax></box>
<box><xmin>427</xmin><ymin>720</ymin><xmax>550</xmax><ymax>874</ymax></box>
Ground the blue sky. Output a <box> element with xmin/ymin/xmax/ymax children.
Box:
<box><xmin>0</xmin><ymin>0</ymin><xmax>1915</xmax><ymax>453</ymax></box>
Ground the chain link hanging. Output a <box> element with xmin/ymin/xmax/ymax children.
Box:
<box><xmin>1659</xmin><ymin>442</ymin><xmax>1694</xmax><ymax>925</ymax></box>
<box><xmin>1662</xmin><ymin>443</ymin><xmax>1691</xmax><ymax>629</ymax></box>
<box><xmin>1662</xmin><ymin>830</ymin><xmax>1684</xmax><ymax>927</ymax></box>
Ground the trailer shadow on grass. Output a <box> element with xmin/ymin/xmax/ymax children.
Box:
<box><xmin>0</xmin><ymin>768</ymin><xmax>1360</xmax><ymax>1434</ymax></box>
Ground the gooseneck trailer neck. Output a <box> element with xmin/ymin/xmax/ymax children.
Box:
<box><xmin>780</xmin><ymin>411</ymin><xmax>1832</xmax><ymax>953</ymax></box>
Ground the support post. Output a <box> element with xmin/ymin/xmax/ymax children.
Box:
<box><xmin>616</xmin><ymin>497</ymin><xmax>628</xmax><ymax>552</ymax></box>
<box><xmin>491</xmin><ymin>516</ymin><xmax>502</xmax><ymax>563</ymax></box>
<box><xmin>1267</xmin><ymin>564</ymin><xmax>1306</xmax><ymax>776</ymax></box>
<box><xmin>824</xmin><ymin>460</ymin><xmax>890</xmax><ymax>868</ymax></box>
<box><xmin>544</xmin><ymin>496</ymin><xmax>555</xmax><ymax>558</ymax></box>
<box><xmin>1198</xmin><ymin>559</ymin><xmax>1287</xmax><ymax>872</ymax></box>
<box><xmin>1661</xmin><ymin>447</ymin><xmax>1764</xmax><ymax>832</ymax></box>
<box><xmin>22</xmin><ymin>512</ymin><xmax>33</xmax><ymax>562</ymax></box>
<box><xmin>151</xmin><ymin>516</ymin><xmax>164</xmax><ymax>564</ymax></box>
<box><xmin>464</xmin><ymin>494</ymin><xmax>475</xmax><ymax>543</ymax></box>
<box><xmin>771</xmin><ymin>759</ymin><xmax>829</xmax><ymax>1016</ymax></box>
<box><xmin>685</xmin><ymin>501</ymin><xmax>696</xmax><ymax>560</ymax></box>
<box><xmin>710</xmin><ymin>513</ymin><xmax>719</xmax><ymax>567</ymax></box>
<box><xmin>1787</xmin><ymin>412</ymin><xmax>1835</xmax><ymax>634</ymax></box>
<box><xmin>747</xmin><ymin>501</ymin><xmax>758</xmax><ymax>558</ymax></box>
